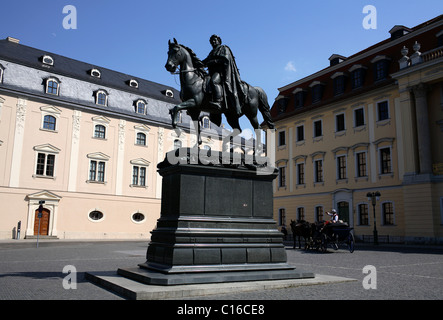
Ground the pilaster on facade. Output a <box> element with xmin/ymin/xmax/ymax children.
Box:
<box><xmin>412</xmin><ymin>83</ymin><xmax>432</xmax><ymax>175</ymax></box>
<box><xmin>9</xmin><ymin>98</ymin><xmax>27</xmax><ymax>188</ymax></box>
<box><xmin>115</xmin><ymin>119</ymin><xmax>126</xmax><ymax>196</ymax></box>
<box><xmin>68</xmin><ymin>110</ymin><xmax>81</xmax><ymax>192</ymax></box>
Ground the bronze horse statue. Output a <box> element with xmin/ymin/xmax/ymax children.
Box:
<box><xmin>165</xmin><ymin>39</ymin><xmax>274</xmax><ymax>145</ymax></box>
<box><xmin>290</xmin><ymin>220</ymin><xmax>314</xmax><ymax>250</ymax></box>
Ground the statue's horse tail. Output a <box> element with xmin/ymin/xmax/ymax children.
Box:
<box><xmin>255</xmin><ymin>87</ymin><xmax>275</xmax><ymax>129</ymax></box>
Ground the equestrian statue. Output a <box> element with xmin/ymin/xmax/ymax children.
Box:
<box><xmin>165</xmin><ymin>36</ymin><xmax>275</xmax><ymax>145</ymax></box>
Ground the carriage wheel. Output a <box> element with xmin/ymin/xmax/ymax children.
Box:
<box><xmin>347</xmin><ymin>233</ymin><xmax>355</xmax><ymax>253</ymax></box>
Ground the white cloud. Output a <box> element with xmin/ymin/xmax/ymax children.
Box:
<box><xmin>284</xmin><ymin>61</ymin><xmax>297</xmax><ymax>72</ymax></box>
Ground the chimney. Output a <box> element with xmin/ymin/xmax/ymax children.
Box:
<box><xmin>6</xmin><ymin>37</ymin><xmax>20</xmax><ymax>44</ymax></box>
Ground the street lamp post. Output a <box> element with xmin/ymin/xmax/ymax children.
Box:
<box><xmin>366</xmin><ymin>191</ymin><xmax>381</xmax><ymax>245</ymax></box>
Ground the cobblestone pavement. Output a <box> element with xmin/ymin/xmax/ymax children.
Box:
<box><xmin>1</xmin><ymin>239</ymin><xmax>442</xmax><ymax>301</ymax></box>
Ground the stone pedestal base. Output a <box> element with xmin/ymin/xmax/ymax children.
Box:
<box><xmin>119</xmin><ymin>149</ymin><xmax>314</xmax><ymax>285</ymax></box>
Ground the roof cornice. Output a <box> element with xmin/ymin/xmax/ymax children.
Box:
<box><xmin>278</xmin><ymin>17</ymin><xmax>443</xmax><ymax>93</ymax></box>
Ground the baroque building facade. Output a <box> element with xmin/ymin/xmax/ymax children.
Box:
<box><xmin>0</xmin><ymin>37</ymin><xmax>224</xmax><ymax>240</ymax></box>
<box><xmin>270</xmin><ymin>15</ymin><xmax>443</xmax><ymax>243</ymax></box>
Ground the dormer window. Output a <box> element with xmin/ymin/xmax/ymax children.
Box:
<box><xmin>162</xmin><ymin>89</ymin><xmax>174</xmax><ymax>98</ymax></box>
<box><xmin>371</xmin><ymin>55</ymin><xmax>391</xmax><ymax>82</ymax></box>
<box><xmin>292</xmin><ymin>88</ymin><xmax>306</xmax><ymax>109</ymax></box>
<box><xmin>389</xmin><ymin>25</ymin><xmax>411</xmax><ymax>40</ymax></box>
<box><xmin>276</xmin><ymin>96</ymin><xmax>289</xmax><ymax>114</ymax></box>
<box><xmin>329</xmin><ymin>54</ymin><xmax>346</xmax><ymax>66</ymax></box>
<box><xmin>95</xmin><ymin>90</ymin><xmax>108</xmax><ymax>106</ymax></box>
<box><xmin>202</xmin><ymin>116</ymin><xmax>210</xmax><ymax>129</ymax></box>
<box><xmin>129</xmin><ymin>79</ymin><xmax>139</xmax><ymax>88</ymax></box>
<box><xmin>42</xmin><ymin>55</ymin><xmax>54</xmax><ymax>66</ymax></box>
<box><xmin>331</xmin><ymin>72</ymin><xmax>347</xmax><ymax>96</ymax></box>
<box><xmin>349</xmin><ymin>65</ymin><xmax>367</xmax><ymax>89</ymax></box>
<box><xmin>45</xmin><ymin>78</ymin><xmax>60</xmax><ymax>96</ymax></box>
<box><xmin>135</xmin><ymin>99</ymin><xmax>147</xmax><ymax>114</ymax></box>
<box><xmin>90</xmin><ymin>68</ymin><xmax>101</xmax><ymax>78</ymax></box>
<box><xmin>309</xmin><ymin>81</ymin><xmax>325</xmax><ymax>104</ymax></box>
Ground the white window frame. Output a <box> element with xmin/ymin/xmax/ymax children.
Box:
<box><xmin>40</xmin><ymin>106</ymin><xmax>61</xmax><ymax>132</ymax></box>
<box><xmin>91</xmin><ymin>116</ymin><xmax>110</xmax><ymax>139</ymax></box>
<box><xmin>335</xmin><ymin>112</ymin><xmax>346</xmax><ymax>133</ymax></box>
<box><xmin>296</xmin><ymin>161</ymin><xmax>305</xmax><ymax>186</ymax></box>
<box><xmin>355</xmin><ymin>150</ymin><xmax>368</xmax><ymax>178</ymax></box>
<box><xmin>45</xmin><ymin>77</ymin><xmax>60</xmax><ymax>96</ymax></box>
<box><xmin>88</xmin><ymin>209</ymin><xmax>105</xmax><ymax>223</ymax></box>
<box><xmin>296</xmin><ymin>124</ymin><xmax>305</xmax><ymax>143</ymax></box>
<box><xmin>353</xmin><ymin>106</ymin><xmax>366</xmax><ymax>128</ymax></box>
<box><xmin>134</xmin><ymin>124</ymin><xmax>151</xmax><ymax>146</ymax></box>
<box><xmin>130</xmin><ymin>158</ymin><xmax>150</xmax><ymax>188</ymax></box>
<box><xmin>135</xmin><ymin>132</ymin><xmax>147</xmax><ymax>146</ymax></box>
<box><xmin>95</xmin><ymin>90</ymin><xmax>108</xmax><ymax>106</ymax></box>
<box><xmin>135</xmin><ymin>99</ymin><xmax>147</xmax><ymax>115</ymax></box>
<box><xmin>90</xmin><ymin>68</ymin><xmax>101</xmax><ymax>78</ymax></box>
<box><xmin>278</xmin><ymin>166</ymin><xmax>286</xmax><ymax>188</ymax></box>
<box><xmin>314</xmin><ymin>159</ymin><xmax>324</xmax><ymax>183</ymax></box>
<box><xmin>87</xmin><ymin>152</ymin><xmax>110</xmax><ymax>184</ymax></box>
<box><xmin>378</xmin><ymin>145</ymin><xmax>393</xmax><ymax>175</ymax></box>
<box><xmin>336</xmin><ymin>154</ymin><xmax>348</xmax><ymax>181</ymax></box>
<box><xmin>376</xmin><ymin>99</ymin><xmax>390</xmax><ymax>123</ymax></box>
<box><xmin>356</xmin><ymin>202</ymin><xmax>370</xmax><ymax>225</ymax></box>
<box><xmin>381</xmin><ymin>201</ymin><xmax>395</xmax><ymax>225</ymax></box>
<box><xmin>313</xmin><ymin>119</ymin><xmax>323</xmax><ymax>138</ymax></box>
<box><xmin>33</xmin><ymin>144</ymin><xmax>61</xmax><ymax>179</ymax></box>
<box><xmin>202</xmin><ymin>116</ymin><xmax>211</xmax><ymax>129</ymax></box>
<box><xmin>42</xmin><ymin>55</ymin><xmax>54</xmax><ymax>66</ymax></box>
<box><xmin>129</xmin><ymin>79</ymin><xmax>139</xmax><ymax>89</ymax></box>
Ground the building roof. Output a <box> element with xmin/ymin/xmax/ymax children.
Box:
<box><xmin>0</xmin><ymin>37</ymin><xmax>180</xmax><ymax>105</ymax></box>
<box><xmin>271</xmin><ymin>14</ymin><xmax>443</xmax><ymax>122</ymax></box>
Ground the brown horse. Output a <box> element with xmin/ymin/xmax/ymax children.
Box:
<box><xmin>290</xmin><ymin>220</ymin><xmax>314</xmax><ymax>250</ymax></box>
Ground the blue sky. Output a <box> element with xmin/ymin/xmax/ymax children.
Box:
<box><xmin>1</xmin><ymin>0</ymin><xmax>442</xmax><ymax>133</ymax></box>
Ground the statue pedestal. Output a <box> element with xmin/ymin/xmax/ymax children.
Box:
<box><xmin>118</xmin><ymin>148</ymin><xmax>314</xmax><ymax>285</ymax></box>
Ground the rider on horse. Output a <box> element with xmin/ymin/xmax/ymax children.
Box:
<box><xmin>202</xmin><ymin>35</ymin><xmax>246</xmax><ymax>117</ymax></box>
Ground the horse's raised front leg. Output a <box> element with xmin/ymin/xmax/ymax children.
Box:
<box><xmin>169</xmin><ymin>99</ymin><xmax>196</xmax><ymax>128</ymax></box>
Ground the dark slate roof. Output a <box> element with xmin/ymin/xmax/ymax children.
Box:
<box><xmin>0</xmin><ymin>38</ymin><xmax>181</xmax><ymax>104</ymax></box>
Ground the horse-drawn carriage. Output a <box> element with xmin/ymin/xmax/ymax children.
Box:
<box><xmin>290</xmin><ymin>220</ymin><xmax>355</xmax><ymax>253</ymax></box>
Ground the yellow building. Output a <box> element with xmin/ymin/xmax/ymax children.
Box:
<box><xmin>0</xmin><ymin>37</ymin><xmax>224</xmax><ymax>240</ymax></box>
<box><xmin>269</xmin><ymin>15</ymin><xmax>443</xmax><ymax>244</ymax></box>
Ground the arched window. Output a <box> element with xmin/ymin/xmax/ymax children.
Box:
<box><xmin>136</xmin><ymin>100</ymin><xmax>146</xmax><ymax>114</ymax></box>
<box><xmin>136</xmin><ymin>132</ymin><xmax>146</xmax><ymax>145</ymax></box>
<box><xmin>46</xmin><ymin>78</ymin><xmax>59</xmax><ymax>95</ymax></box>
<box><xmin>94</xmin><ymin>125</ymin><xmax>106</xmax><ymax>139</ymax></box>
<box><xmin>95</xmin><ymin>90</ymin><xmax>108</xmax><ymax>106</ymax></box>
<box><xmin>43</xmin><ymin>115</ymin><xmax>56</xmax><ymax>131</ymax></box>
<box><xmin>202</xmin><ymin>116</ymin><xmax>210</xmax><ymax>129</ymax></box>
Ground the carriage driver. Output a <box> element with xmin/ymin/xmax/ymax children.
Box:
<box><xmin>325</xmin><ymin>209</ymin><xmax>339</xmax><ymax>224</ymax></box>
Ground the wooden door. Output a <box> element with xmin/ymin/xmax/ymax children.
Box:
<box><xmin>34</xmin><ymin>208</ymin><xmax>50</xmax><ymax>236</ymax></box>
<box><xmin>337</xmin><ymin>201</ymin><xmax>349</xmax><ymax>223</ymax></box>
